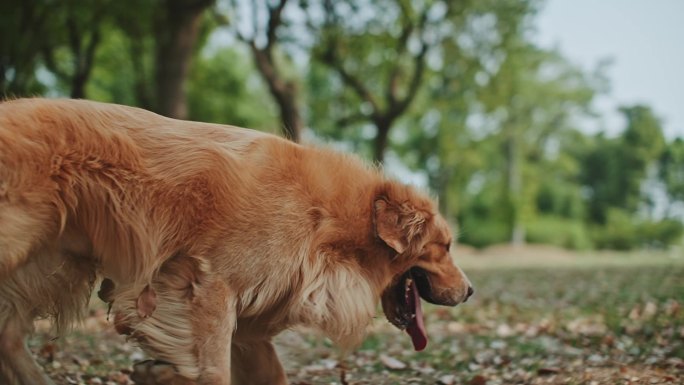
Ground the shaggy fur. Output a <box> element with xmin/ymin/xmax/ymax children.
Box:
<box><xmin>0</xmin><ymin>98</ymin><xmax>471</xmax><ymax>385</ymax></box>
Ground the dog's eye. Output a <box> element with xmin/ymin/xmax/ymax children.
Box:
<box><xmin>445</xmin><ymin>243</ymin><xmax>451</xmax><ymax>252</ymax></box>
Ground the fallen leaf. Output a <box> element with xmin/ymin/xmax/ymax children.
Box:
<box><xmin>39</xmin><ymin>342</ymin><xmax>57</xmax><ymax>362</ymax></box>
<box><xmin>469</xmin><ymin>374</ymin><xmax>487</xmax><ymax>385</ymax></box>
<box><xmin>664</xmin><ymin>300</ymin><xmax>680</xmax><ymax>316</ymax></box>
<box><xmin>320</xmin><ymin>358</ymin><xmax>338</xmax><ymax>369</ymax></box>
<box><xmin>643</xmin><ymin>302</ymin><xmax>657</xmax><ymax>318</ymax></box>
<box><xmin>602</xmin><ymin>334</ymin><xmax>615</xmax><ymax>347</ymax></box>
<box><xmin>72</xmin><ymin>355</ymin><xmax>89</xmax><ymax>367</ymax></box>
<box><xmin>379</xmin><ymin>354</ymin><xmax>406</xmax><ymax>370</ymax></box>
<box><xmin>496</xmin><ymin>324</ymin><xmax>514</xmax><ymax>337</ymax></box>
<box><xmin>537</xmin><ymin>367</ymin><xmax>560</xmax><ymax>375</ymax></box>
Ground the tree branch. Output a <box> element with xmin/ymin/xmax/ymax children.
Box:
<box><xmin>266</xmin><ymin>0</ymin><xmax>288</xmax><ymax>51</ymax></box>
<box><xmin>335</xmin><ymin>112</ymin><xmax>371</xmax><ymax>128</ymax></box>
<box><xmin>234</xmin><ymin>0</ymin><xmax>301</xmax><ymax>141</ymax></box>
<box><xmin>82</xmin><ymin>10</ymin><xmax>103</xmax><ymax>77</ymax></box>
<box><xmin>386</xmin><ymin>2</ymin><xmax>414</xmax><ymax>105</ymax></box>
<box><xmin>67</xmin><ymin>16</ymin><xmax>82</xmax><ymax>62</ymax></box>
<box><xmin>229</xmin><ymin>0</ymin><xmax>252</xmax><ymax>43</ymax></box>
<box><xmin>391</xmin><ymin>40</ymin><xmax>428</xmax><ymax>118</ymax></box>
<box><xmin>320</xmin><ymin>42</ymin><xmax>380</xmax><ymax>117</ymax></box>
<box><xmin>388</xmin><ymin>8</ymin><xmax>430</xmax><ymax>119</ymax></box>
<box><xmin>41</xmin><ymin>46</ymin><xmax>68</xmax><ymax>80</ymax></box>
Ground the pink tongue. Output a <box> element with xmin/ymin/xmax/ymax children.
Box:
<box><xmin>405</xmin><ymin>279</ymin><xmax>427</xmax><ymax>351</ymax></box>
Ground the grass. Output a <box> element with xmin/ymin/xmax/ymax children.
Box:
<box><xmin>32</xmin><ymin>249</ymin><xmax>684</xmax><ymax>384</ymax></box>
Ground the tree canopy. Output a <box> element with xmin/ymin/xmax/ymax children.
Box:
<box><xmin>2</xmin><ymin>0</ymin><xmax>681</xmax><ymax>250</ymax></box>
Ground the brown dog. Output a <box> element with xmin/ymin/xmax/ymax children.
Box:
<box><xmin>0</xmin><ymin>98</ymin><xmax>472</xmax><ymax>385</ymax></box>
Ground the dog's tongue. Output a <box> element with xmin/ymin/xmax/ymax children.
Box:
<box><xmin>405</xmin><ymin>279</ymin><xmax>427</xmax><ymax>351</ymax></box>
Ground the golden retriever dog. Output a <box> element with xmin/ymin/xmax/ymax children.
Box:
<box><xmin>0</xmin><ymin>98</ymin><xmax>472</xmax><ymax>385</ymax></box>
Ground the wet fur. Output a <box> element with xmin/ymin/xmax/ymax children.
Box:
<box><xmin>0</xmin><ymin>98</ymin><xmax>468</xmax><ymax>385</ymax></box>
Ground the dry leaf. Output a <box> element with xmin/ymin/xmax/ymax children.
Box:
<box><xmin>537</xmin><ymin>367</ymin><xmax>560</xmax><ymax>375</ymax></box>
<box><xmin>379</xmin><ymin>354</ymin><xmax>406</xmax><ymax>370</ymax></box>
<box><xmin>469</xmin><ymin>374</ymin><xmax>487</xmax><ymax>385</ymax></box>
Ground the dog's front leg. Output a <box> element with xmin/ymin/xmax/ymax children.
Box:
<box><xmin>128</xmin><ymin>276</ymin><xmax>236</xmax><ymax>385</ymax></box>
<box><xmin>116</xmin><ymin>256</ymin><xmax>237</xmax><ymax>385</ymax></box>
<box><xmin>231</xmin><ymin>340</ymin><xmax>288</xmax><ymax>385</ymax></box>
<box><xmin>192</xmin><ymin>278</ymin><xmax>236</xmax><ymax>385</ymax></box>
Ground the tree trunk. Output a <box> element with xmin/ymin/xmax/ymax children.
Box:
<box><xmin>263</xmin><ymin>72</ymin><xmax>302</xmax><ymax>142</ymax></box>
<box><xmin>373</xmin><ymin>121</ymin><xmax>390</xmax><ymax>164</ymax></box>
<box><xmin>506</xmin><ymin>126</ymin><xmax>525</xmax><ymax>246</ymax></box>
<box><xmin>275</xmin><ymin>88</ymin><xmax>303</xmax><ymax>142</ymax></box>
<box><xmin>69</xmin><ymin>29</ymin><xmax>100</xmax><ymax>99</ymax></box>
<box><xmin>154</xmin><ymin>0</ymin><xmax>211</xmax><ymax>119</ymax></box>
<box><xmin>70</xmin><ymin>72</ymin><xmax>88</xmax><ymax>99</ymax></box>
<box><xmin>130</xmin><ymin>38</ymin><xmax>152</xmax><ymax>110</ymax></box>
<box><xmin>250</xmin><ymin>47</ymin><xmax>302</xmax><ymax>142</ymax></box>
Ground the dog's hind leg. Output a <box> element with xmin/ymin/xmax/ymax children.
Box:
<box><xmin>0</xmin><ymin>304</ymin><xmax>54</xmax><ymax>385</ymax></box>
<box><xmin>0</xmin><ymin>202</ymin><xmax>56</xmax><ymax>278</ymax></box>
<box><xmin>0</xmin><ymin>246</ymin><xmax>95</xmax><ymax>385</ymax></box>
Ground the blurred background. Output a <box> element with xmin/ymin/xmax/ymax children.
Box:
<box><xmin>2</xmin><ymin>0</ymin><xmax>683</xmax><ymax>252</ymax></box>
<box><xmin>3</xmin><ymin>1</ymin><xmax>684</xmax><ymax>383</ymax></box>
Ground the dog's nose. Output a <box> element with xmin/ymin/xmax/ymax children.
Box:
<box><xmin>464</xmin><ymin>286</ymin><xmax>474</xmax><ymax>302</ymax></box>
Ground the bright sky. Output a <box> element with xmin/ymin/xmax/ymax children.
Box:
<box><xmin>534</xmin><ymin>0</ymin><xmax>684</xmax><ymax>139</ymax></box>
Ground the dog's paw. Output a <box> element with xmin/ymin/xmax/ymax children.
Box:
<box><xmin>130</xmin><ymin>360</ymin><xmax>196</xmax><ymax>385</ymax></box>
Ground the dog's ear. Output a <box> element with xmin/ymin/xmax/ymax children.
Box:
<box><xmin>374</xmin><ymin>198</ymin><xmax>427</xmax><ymax>254</ymax></box>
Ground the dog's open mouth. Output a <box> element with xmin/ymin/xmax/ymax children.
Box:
<box><xmin>381</xmin><ymin>267</ymin><xmax>435</xmax><ymax>351</ymax></box>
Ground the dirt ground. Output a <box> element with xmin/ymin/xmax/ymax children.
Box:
<box><xmin>29</xmin><ymin>246</ymin><xmax>684</xmax><ymax>384</ymax></box>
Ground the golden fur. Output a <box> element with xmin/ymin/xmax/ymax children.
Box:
<box><xmin>0</xmin><ymin>98</ymin><xmax>471</xmax><ymax>385</ymax></box>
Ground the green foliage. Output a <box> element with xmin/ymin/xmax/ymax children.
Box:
<box><xmin>459</xmin><ymin>217</ymin><xmax>510</xmax><ymax>249</ymax></box>
<box><xmin>659</xmin><ymin>138</ymin><xmax>684</xmax><ymax>203</ymax></box>
<box><xmin>2</xmin><ymin>0</ymin><xmax>683</xmax><ymax>251</ymax></box>
<box><xmin>536</xmin><ymin>181</ymin><xmax>584</xmax><ymax>220</ymax></box>
<box><xmin>85</xmin><ymin>28</ymin><xmax>141</xmax><ymax>105</ymax></box>
<box><xmin>1</xmin><ymin>0</ymin><xmax>56</xmax><ymax>96</ymax></box>
<box><xmin>526</xmin><ymin>215</ymin><xmax>592</xmax><ymax>250</ymax></box>
<box><xmin>592</xmin><ymin>208</ymin><xmax>639</xmax><ymax>250</ymax></box>
<box><xmin>581</xmin><ymin>105</ymin><xmax>667</xmax><ymax>225</ymax></box>
<box><xmin>592</xmin><ymin>208</ymin><xmax>683</xmax><ymax>250</ymax></box>
<box><xmin>458</xmin><ymin>185</ymin><xmax>511</xmax><ymax>248</ymax></box>
<box><xmin>637</xmin><ymin>219</ymin><xmax>684</xmax><ymax>248</ymax></box>
<box><xmin>621</xmin><ymin>105</ymin><xmax>666</xmax><ymax>162</ymax></box>
<box><xmin>187</xmin><ymin>48</ymin><xmax>278</xmax><ymax>130</ymax></box>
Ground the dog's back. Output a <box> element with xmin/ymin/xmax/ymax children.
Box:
<box><xmin>0</xmin><ymin>99</ymin><xmax>262</xmax><ymax>282</ymax></box>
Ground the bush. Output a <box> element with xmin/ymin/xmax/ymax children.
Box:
<box><xmin>459</xmin><ymin>209</ymin><xmax>683</xmax><ymax>251</ymax></box>
<box><xmin>526</xmin><ymin>215</ymin><xmax>593</xmax><ymax>250</ymax></box>
<box><xmin>458</xmin><ymin>218</ymin><xmax>509</xmax><ymax>248</ymax></box>
<box><xmin>592</xmin><ymin>209</ymin><xmax>639</xmax><ymax>250</ymax></box>
<box><xmin>637</xmin><ymin>219</ymin><xmax>684</xmax><ymax>248</ymax></box>
<box><xmin>592</xmin><ymin>208</ymin><xmax>684</xmax><ymax>250</ymax></box>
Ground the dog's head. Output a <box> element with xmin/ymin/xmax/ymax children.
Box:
<box><xmin>373</xmin><ymin>187</ymin><xmax>472</xmax><ymax>351</ymax></box>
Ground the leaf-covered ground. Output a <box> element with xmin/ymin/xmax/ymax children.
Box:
<box><xmin>32</xmin><ymin>249</ymin><xmax>684</xmax><ymax>385</ymax></box>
